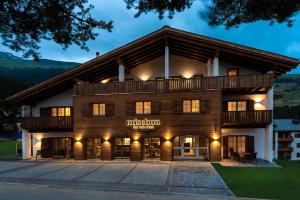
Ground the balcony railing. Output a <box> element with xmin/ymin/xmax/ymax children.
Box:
<box><xmin>278</xmin><ymin>138</ymin><xmax>294</xmax><ymax>143</ymax></box>
<box><xmin>18</xmin><ymin>116</ymin><xmax>73</xmax><ymax>131</ymax></box>
<box><xmin>278</xmin><ymin>147</ymin><xmax>293</xmax><ymax>152</ymax></box>
<box><xmin>74</xmin><ymin>74</ymin><xmax>273</xmax><ymax>96</ymax></box>
<box><xmin>222</xmin><ymin>110</ymin><xmax>272</xmax><ymax>127</ymax></box>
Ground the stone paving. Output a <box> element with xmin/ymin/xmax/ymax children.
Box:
<box><xmin>0</xmin><ymin>161</ymin><xmax>233</xmax><ymax>197</ymax></box>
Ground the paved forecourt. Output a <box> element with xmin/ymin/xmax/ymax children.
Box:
<box><xmin>0</xmin><ymin>161</ymin><xmax>232</xmax><ymax>197</ymax></box>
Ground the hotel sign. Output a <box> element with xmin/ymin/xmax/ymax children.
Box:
<box><xmin>126</xmin><ymin>118</ymin><xmax>161</xmax><ymax>130</ymax></box>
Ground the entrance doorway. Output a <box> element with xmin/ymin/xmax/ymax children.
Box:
<box><xmin>173</xmin><ymin>135</ymin><xmax>209</xmax><ymax>160</ymax></box>
<box><xmin>86</xmin><ymin>138</ymin><xmax>101</xmax><ymax>159</ymax></box>
<box><xmin>144</xmin><ymin>137</ymin><xmax>160</xmax><ymax>159</ymax></box>
<box><xmin>115</xmin><ymin>138</ymin><xmax>131</xmax><ymax>158</ymax></box>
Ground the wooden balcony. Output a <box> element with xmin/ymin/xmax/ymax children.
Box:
<box><xmin>278</xmin><ymin>147</ymin><xmax>293</xmax><ymax>152</ymax></box>
<box><xmin>222</xmin><ymin>110</ymin><xmax>272</xmax><ymax>127</ymax></box>
<box><xmin>18</xmin><ymin>116</ymin><xmax>73</xmax><ymax>132</ymax></box>
<box><xmin>278</xmin><ymin>138</ymin><xmax>294</xmax><ymax>143</ymax></box>
<box><xmin>74</xmin><ymin>74</ymin><xmax>273</xmax><ymax>96</ymax></box>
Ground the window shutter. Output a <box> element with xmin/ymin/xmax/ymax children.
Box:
<box><xmin>201</xmin><ymin>100</ymin><xmax>211</xmax><ymax>113</ymax></box>
<box><xmin>82</xmin><ymin>104</ymin><xmax>90</xmax><ymax>117</ymax></box>
<box><xmin>127</xmin><ymin>102</ymin><xmax>135</xmax><ymax>116</ymax></box>
<box><xmin>151</xmin><ymin>102</ymin><xmax>161</xmax><ymax>115</ymax></box>
<box><xmin>40</xmin><ymin>108</ymin><xmax>50</xmax><ymax>117</ymax></box>
<box><xmin>223</xmin><ymin>136</ymin><xmax>229</xmax><ymax>159</ymax></box>
<box><xmin>247</xmin><ymin>100</ymin><xmax>255</xmax><ymax>111</ymax></box>
<box><xmin>173</xmin><ymin>100</ymin><xmax>182</xmax><ymax>114</ymax></box>
<box><xmin>222</xmin><ymin>101</ymin><xmax>228</xmax><ymax>112</ymax></box>
<box><xmin>106</xmin><ymin>104</ymin><xmax>114</xmax><ymax>116</ymax></box>
<box><xmin>246</xmin><ymin>136</ymin><xmax>255</xmax><ymax>153</ymax></box>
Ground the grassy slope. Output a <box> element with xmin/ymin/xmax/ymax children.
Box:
<box><xmin>213</xmin><ymin>161</ymin><xmax>300</xmax><ymax>200</ymax></box>
<box><xmin>0</xmin><ymin>140</ymin><xmax>21</xmax><ymax>160</ymax></box>
<box><xmin>274</xmin><ymin>74</ymin><xmax>300</xmax><ymax>107</ymax></box>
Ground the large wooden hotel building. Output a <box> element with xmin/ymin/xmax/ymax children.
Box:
<box><xmin>7</xmin><ymin>26</ymin><xmax>299</xmax><ymax>162</ymax></box>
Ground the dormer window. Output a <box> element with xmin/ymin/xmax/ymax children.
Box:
<box><xmin>227</xmin><ymin>68</ymin><xmax>239</xmax><ymax>76</ymax></box>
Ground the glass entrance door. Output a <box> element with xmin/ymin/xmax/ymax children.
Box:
<box><xmin>86</xmin><ymin>138</ymin><xmax>101</xmax><ymax>159</ymax></box>
<box><xmin>173</xmin><ymin>135</ymin><xmax>209</xmax><ymax>160</ymax></box>
<box><xmin>115</xmin><ymin>138</ymin><xmax>131</xmax><ymax>158</ymax></box>
<box><xmin>144</xmin><ymin>138</ymin><xmax>160</xmax><ymax>159</ymax></box>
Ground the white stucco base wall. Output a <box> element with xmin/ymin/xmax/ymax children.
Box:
<box><xmin>291</xmin><ymin>134</ymin><xmax>300</xmax><ymax>160</ymax></box>
<box><xmin>22</xmin><ymin>131</ymin><xmax>73</xmax><ymax>159</ymax></box>
<box><xmin>221</xmin><ymin>128</ymin><xmax>266</xmax><ymax>160</ymax></box>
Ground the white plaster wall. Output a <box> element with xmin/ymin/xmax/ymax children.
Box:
<box><xmin>222</xmin><ymin>128</ymin><xmax>266</xmax><ymax>159</ymax></box>
<box><xmin>129</xmin><ymin>55</ymin><xmax>207</xmax><ymax>81</ymax></box>
<box><xmin>22</xmin><ymin>129</ymin><xmax>31</xmax><ymax>159</ymax></box>
<box><xmin>219</xmin><ymin>61</ymin><xmax>262</xmax><ymax>76</ymax></box>
<box><xmin>31</xmin><ymin>132</ymin><xmax>73</xmax><ymax>158</ymax></box>
<box><xmin>291</xmin><ymin>132</ymin><xmax>300</xmax><ymax>160</ymax></box>
<box><xmin>31</xmin><ymin>89</ymin><xmax>73</xmax><ymax>117</ymax></box>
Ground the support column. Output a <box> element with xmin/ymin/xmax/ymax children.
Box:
<box><xmin>265</xmin><ymin>77</ymin><xmax>274</xmax><ymax>161</ymax></box>
<box><xmin>21</xmin><ymin>129</ymin><xmax>31</xmax><ymax>159</ymax></box>
<box><xmin>207</xmin><ymin>59</ymin><xmax>212</xmax><ymax>76</ymax></box>
<box><xmin>212</xmin><ymin>56</ymin><xmax>219</xmax><ymax>76</ymax></box>
<box><xmin>73</xmin><ymin>138</ymin><xmax>86</xmax><ymax>160</ymax></box>
<box><xmin>101</xmin><ymin>139</ymin><xmax>113</xmax><ymax>160</ymax></box>
<box><xmin>164</xmin><ymin>44</ymin><xmax>169</xmax><ymax>79</ymax></box>
<box><xmin>161</xmin><ymin>138</ymin><xmax>172</xmax><ymax>161</ymax></box>
<box><xmin>118</xmin><ymin>63</ymin><xmax>125</xmax><ymax>82</ymax></box>
<box><xmin>131</xmin><ymin>138</ymin><xmax>142</xmax><ymax>161</ymax></box>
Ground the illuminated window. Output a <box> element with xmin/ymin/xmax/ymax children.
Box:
<box><xmin>183</xmin><ymin>100</ymin><xmax>200</xmax><ymax>113</ymax></box>
<box><xmin>58</xmin><ymin>108</ymin><xmax>64</xmax><ymax>116</ymax></box>
<box><xmin>227</xmin><ymin>101</ymin><xmax>236</xmax><ymax>111</ymax></box>
<box><xmin>135</xmin><ymin>101</ymin><xmax>151</xmax><ymax>114</ymax></box>
<box><xmin>92</xmin><ymin>103</ymin><xmax>105</xmax><ymax>116</ymax></box>
<box><xmin>237</xmin><ymin>101</ymin><xmax>246</xmax><ymax>111</ymax></box>
<box><xmin>227</xmin><ymin>68</ymin><xmax>239</xmax><ymax>76</ymax></box>
<box><xmin>51</xmin><ymin>107</ymin><xmax>71</xmax><ymax>117</ymax></box>
<box><xmin>192</xmin><ymin>100</ymin><xmax>200</xmax><ymax>112</ymax></box>
<box><xmin>227</xmin><ymin>101</ymin><xmax>246</xmax><ymax>111</ymax></box>
<box><xmin>51</xmin><ymin>108</ymin><xmax>57</xmax><ymax>116</ymax></box>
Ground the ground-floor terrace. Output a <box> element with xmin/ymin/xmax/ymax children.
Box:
<box><xmin>21</xmin><ymin>127</ymin><xmax>274</xmax><ymax>162</ymax></box>
<box><xmin>0</xmin><ymin>161</ymin><xmax>232</xmax><ymax>197</ymax></box>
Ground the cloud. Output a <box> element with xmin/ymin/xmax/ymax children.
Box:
<box><xmin>287</xmin><ymin>42</ymin><xmax>300</xmax><ymax>56</ymax></box>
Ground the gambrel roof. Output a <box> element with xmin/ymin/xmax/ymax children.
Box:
<box><xmin>6</xmin><ymin>26</ymin><xmax>299</xmax><ymax>105</ymax></box>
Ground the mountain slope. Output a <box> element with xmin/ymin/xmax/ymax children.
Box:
<box><xmin>0</xmin><ymin>51</ymin><xmax>80</xmax><ymax>86</ymax></box>
<box><xmin>0</xmin><ymin>52</ymin><xmax>79</xmax><ymax>69</ymax></box>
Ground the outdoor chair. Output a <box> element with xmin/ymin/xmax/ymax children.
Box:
<box><xmin>36</xmin><ymin>150</ymin><xmax>42</xmax><ymax>160</ymax></box>
<box><xmin>229</xmin><ymin>148</ymin><xmax>234</xmax><ymax>160</ymax></box>
<box><xmin>232</xmin><ymin>152</ymin><xmax>245</xmax><ymax>163</ymax></box>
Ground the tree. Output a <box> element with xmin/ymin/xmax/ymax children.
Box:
<box><xmin>125</xmin><ymin>0</ymin><xmax>300</xmax><ymax>28</ymax></box>
<box><xmin>0</xmin><ymin>0</ymin><xmax>113</xmax><ymax>60</ymax></box>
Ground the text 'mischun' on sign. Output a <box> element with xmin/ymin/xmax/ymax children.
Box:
<box><xmin>126</xmin><ymin>118</ymin><xmax>161</xmax><ymax>130</ymax></box>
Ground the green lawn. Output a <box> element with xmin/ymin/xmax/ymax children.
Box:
<box><xmin>0</xmin><ymin>140</ymin><xmax>21</xmax><ymax>160</ymax></box>
<box><xmin>213</xmin><ymin>161</ymin><xmax>300</xmax><ymax>200</ymax></box>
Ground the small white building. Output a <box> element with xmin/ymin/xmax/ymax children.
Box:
<box><xmin>274</xmin><ymin>119</ymin><xmax>300</xmax><ymax>160</ymax></box>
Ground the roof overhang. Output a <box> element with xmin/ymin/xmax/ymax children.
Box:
<box><xmin>6</xmin><ymin>26</ymin><xmax>299</xmax><ymax>105</ymax></box>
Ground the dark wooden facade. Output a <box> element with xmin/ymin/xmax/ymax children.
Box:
<box><xmin>73</xmin><ymin>90</ymin><xmax>222</xmax><ymax>161</ymax></box>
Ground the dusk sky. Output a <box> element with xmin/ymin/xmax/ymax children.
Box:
<box><xmin>1</xmin><ymin>0</ymin><xmax>300</xmax><ymax>73</ymax></box>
